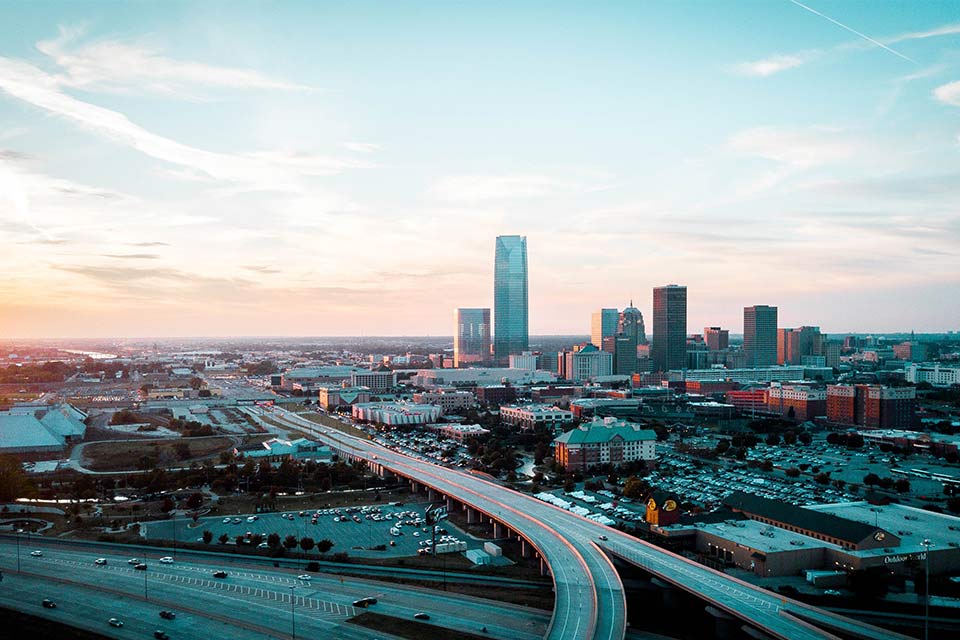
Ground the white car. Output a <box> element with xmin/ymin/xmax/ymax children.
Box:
<box><xmin>95</xmin><ymin>558</ymin><xmax>107</xmax><ymax>565</ymax></box>
<box><xmin>30</xmin><ymin>550</ymin><xmax>43</xmax><ymax>557</ymax></box>
<box><xmin>297</xmin><ymin>574</ymin><xmax>311</xmax><ymax>581</ymax></box>
<box><xmin>128</xmin><ymin>558</ymin><xmax>140</xmax><ymax>564</ymax></box>
<box><xmin>159</xmin><ymin>556</ymin><xmax>174</xmax><ymax>564</ymax></box>
<box><xmin>222</xmin><ymin>517</ymin><xmax>231</xmax><ymax>524</ymax></box>
<box><xmin>246</xmin><ymin>516</ymin><xmax>255</xmax><ymax>523</ymax></box>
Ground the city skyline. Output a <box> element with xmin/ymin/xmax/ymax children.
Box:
<box><xmin>2</xmin><ymin>2</ymin><xmax>960</xmax><ymax>338</ymax></box>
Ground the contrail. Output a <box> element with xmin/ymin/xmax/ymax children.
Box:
<box><xmin>788</xmin><ymin>0</ymin><xmax>918</xmax><ymax>64</ymax></box>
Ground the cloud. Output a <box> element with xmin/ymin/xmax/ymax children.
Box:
<box><xmin>732</xmin><ymin>17</ymin><xmax>960</xmax><ymax>76</ymax></box>
<box><xmin>243</xmin><ymin>265</ymin><xmax>280</xmax><ymax>274</ymax></box>
<box><xmin>36</xmin><ymin>25</ymin><xmax>312</xmax><ymax>96</ymax></box>
<box><xmin>0</xmin><ymin>56</ymin><xmax>375</xmax><ymax>191</ymax></box>
<box><xmin>933</xmin><ymin>80</ymin><xmax>960</xmax><ymax>106</ymax></box>
<box><xmin>427</xmin><ymin>171</ymin><xmax>613</xmax><ymax>203</ymax></box>
<box><xmin>129</xmin><ymin>241</ymin><xmax>169</xmax><ymax>247</ymax></box>
<box><xmin>728</xmin><ymin>126</ymin><xmax>855</xmax><ymax>167</ymax></box>
<box><xmin>342</xmin><ymin>142</ymin><xmax>381</xmax><ymax>153</ymax></box>
<box><xmin>0</xmin><ymin>149</ymin><xmax>32</xmax><ymax>162</ymax></box>
<box><xmin>733</xmin><ymin>54</ymin><xmax>809</xmax><ymax>77</ymax></box>
<box><xmin>102</xmin><ymin>253</ymin><xmax>160</xmax><ymax>260</ymax></box>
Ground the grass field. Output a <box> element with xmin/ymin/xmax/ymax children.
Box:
<box><xmin>81</xmin><ymin>435</ymin><xmax>249</xmax><ymax>471</ymax></box>
<box><xmin>294</xmin><ymin>410</ymin><xmax>371</xmax><ymax>440</ymax></box>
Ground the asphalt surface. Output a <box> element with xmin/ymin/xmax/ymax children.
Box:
<box><xmin>0</xmin><ymin>540</ymin><xmax>548</xmax><ymax>640</ymax></box>
<box><xmin>271</xmin><ymin>406</ymin><xmax>912</xmax><ymax>640</ymax></box>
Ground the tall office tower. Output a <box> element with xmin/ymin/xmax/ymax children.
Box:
<box><xmin>618</xmin><ymin>301</ymin><xmax>646</xmax><ymax>345</ymax></box>
<box><xmin>591</xmin><ymin>308</ymin><xmax>620</xmax><ymax>351</ymax></box>
<box><xmin>454</xmin><ymin>308</ymin><xmax>491</xmax><ymax>368</ymax></box>
<box><xmin>703</xmin><ymin>326</ymin><xmax>729</xmax><ymax>351</ymax></box>
<box><xmin>494</xmin><ymin>235</ymin><xmax>528</xmax><ymax>363</ymax></box>
<box><xmin>777</xmin><ymin>325</ymin><xmax>822</xmax><ymax>365</ymax></box>
<box><xmin>652</xmin><ymin>285</ymin><xmax>687</xmax><ymax>372</ymax></box>
<box><xmin>743</xmin><ymin>305</ymin><xmax>778</xmax><ymax>367</ymax></box>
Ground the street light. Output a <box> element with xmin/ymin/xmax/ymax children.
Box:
<box><xmin>15</xmin><ymin>528</ymin><xmax>22</xmax><ymax>574</ymax></box>
<box><xmin>144</xmin><ymin>565</ymin><xmax>149</xmax><ymax>602</ymax></box>
<box><xmin>921</xmin><ymin>538</ymin><xmax>932</xmax><ymax>640</ymax></box>
<box><xmin>289</xmin><ymin>585</ymin><xmax>296</xmax><ymax>640</ymax></box>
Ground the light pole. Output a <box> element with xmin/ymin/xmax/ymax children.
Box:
<box><xmin>289</xmin><ymin>585</ymin><xmax>296</xmax><ymax>640</ymax></box>
<box><xmin>144</xmin><ymin>566</ymin><xmax>149</xmax><ymax>602</ymax></box>
<box><xmin>15</xmin><ymin>528</ymin><xmax>22</xmax><ymax>574</ymax></box>
<box><xmin>921</xmin><ymin>538</ymin><xmax>931</xmax><ymax>640</ymax></box>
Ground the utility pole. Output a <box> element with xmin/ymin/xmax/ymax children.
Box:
<box><xmin>922</xmin><ymin>538</ymin><xmax>932</xmax><ymax>640</ymax></box>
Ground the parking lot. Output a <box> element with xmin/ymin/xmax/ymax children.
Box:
<box><xmin>144</xmin><ymin>501</ymin><xmax>482</xmax><ymax>559</ymax></box>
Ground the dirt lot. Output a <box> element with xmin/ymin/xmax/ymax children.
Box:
<box><xmin>348</xmin><ymin>612</ymin><xmax>494</xmax><ymax>640</ymax></box>
<box><xmin>81</xmin><ymin>435</ymin><xmax>256</xmax><ymax>471</ymax></box>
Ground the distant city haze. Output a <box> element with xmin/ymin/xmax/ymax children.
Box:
<box><xmin>1</xmin><ymin>2</ymin><xmax>959</xmax><ymax>337</ymax></box>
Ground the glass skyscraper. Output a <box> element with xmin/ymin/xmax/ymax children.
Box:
<box><xmin>494</xmin><ymin>235</ymin><xmax>528</xmax><ymax>362</ymax></box>
<box><xmin>454</xmin><ymin>308</ymin><xmax>491</xmax><ymax>367</ymax></box>
<box><xmin>652</xmin><ymin>284</ymin><xmax>687</xmax><ymax>372</ymax></box>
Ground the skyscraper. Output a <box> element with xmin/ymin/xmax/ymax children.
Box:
<box><xmin>618</xmin><ymin>301</ymin><xmax>646</xmax><ymax>345</ymax></box>
<box><xmin>703</xmin><ymin>326</ymin><xmax>729</xmax><ymax>351</ymax></box>
<box><xmin>454</xmin><ymin>308</ymin><xmax>491</xmax><ymax>367</ymax></box>
<box><xmin>494</xmin><ymin>235</ymin><xmax>528</xmax><ymax>362</ymax></box>
<box><xmin>652</xmin><ymin>285</ymin><xmax>687</xmax><ymax>372</ymax></box>
<box><xmin>743</xmin><ymin>305</ymin><xmax>778</xmax><ymax>367</ymax></box>
<box><xmin>591</xmin><ymin>308</ymin><xmax>619</xmax><ymax>350</ymax></box>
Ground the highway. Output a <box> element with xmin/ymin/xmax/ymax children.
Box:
<box><xmin>271</xmin><ymin>406</ymin><xmax>912</xmax><ymax>640</ymax></box>
<box><xmin>0</xmin><ymin>540</ymin><xmax>548</xmax><ymax>640</ymax></box>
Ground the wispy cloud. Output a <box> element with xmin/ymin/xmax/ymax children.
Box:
<box><xmin>102</xmin><ymin>253</ymin><xmax>160</xmax><ymax>260</ymax></box>
<box><xmin>342</xmin><ymin>142</ymin><xmax>381</xmax><ymax>153</ymax></box>
<box><xmin>933</xmin><ymin>80</ymin><xmax>960</xmax><ymax>106</ymax></box>
<box><xmin>0</xmin><ymin>57</ymin><xmax>375</xmax><ymax>191</ymax></box>
<box><xmin>733</xmin><ymin>54</ymin><xmax>811</xmax><ymax>77</ymax></box>
<box><xmin>36</xmin><ymin>25</ymin><xmax>312</xmax><ymax>97</ymax></box>
<box><xmin>428</xmin><ymin>171</ymin><xmax>613</xmax><ymax>203</ymax></box>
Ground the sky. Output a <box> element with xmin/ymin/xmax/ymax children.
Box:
<box><xmin>0</xmin><ymin>1</ymin><xmax>959</xmax><ymax>338</ymax></box>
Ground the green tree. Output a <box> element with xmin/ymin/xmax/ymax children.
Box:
<box><xmin>316</xmin><ymin>539</ymin><xmax>334</xmax><ymax>554</ymax></box>
<box><xmin>267</xmin><ymin>532</ymin><xmax>281</xmax><ymax>548</ymax></box>
<box><xmin>785</xmin><ymin>467</ymin><xmax>801</xmax><ymax>478</ymax></box>
<box><xmin>186</xmin><ymin>492</ymin><xmax>204</xmax><ymax>510</ymax></box>
<box><xmin>623</xmin><ymin>476</ymin><xmax>649</xmax><ymax>500</ymax></box>
<box><xmin>202</xmin><ymin>530</ymin><xmax>213</xmax><ymax>544</ymax></box>
<box><xmin>0</xmin><ymin>455</ymin><xmax>35</xmax><ymax>501</ymax></box>
<box><xmin>218</xmin><ymin>533</ymin><xmax>229</xmax><ymax>544</ymax></box>
<box><xmin>863</xmin><ymin>473</ymin><xmax>881</xmax><ymax>487</ymax></box>
<box><xmin>283</xmin><ymin>534</ymin><xmax>298</xmax><ymax>550</ymax></box>
<box><xmin>300</xmin><ymin>537</ymin><xmax>315</xmax><ymax>552</ymax></box>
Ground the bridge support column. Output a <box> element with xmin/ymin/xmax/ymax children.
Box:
<box><xmin>521</xmin><ymin>539</ymin><xmax>532</xmax><ymax>558</ymax></box>
<box><xmin>704</xmin><ymin>606</ymin><xmax>737</xmax><ymax>640</ymax></box>
<box><xmin>427</xmin><ymin>488</ymin><xmax>437</xmax><ymax>502</ymax></box>
<box><xmin>467</xmin><ymin>508</ymin><xmax>478</xmax><ymax>524</ymax></box>
<box><xmin>492</xmin><ymin>521</ymin><xmax>504</xmax><ymax>538</ymax></box>
<box><xmin>539</xmin><ymin>556</ymin><xmax>550</xmax><ymax>577</ymax></box>
<box><xmin>445</xmin><ymin>497</ymin><xmax>455</xmax><ymax>511</ymax></box>
<box><xmin>410</xmin><ymin>480</ymin><xmax>418</xmax><ymax>493</ymax></box>
<box><xmin>651</xmin><ymin>577</ymin><xmax>683</xmax><ymax>609</ymax></box>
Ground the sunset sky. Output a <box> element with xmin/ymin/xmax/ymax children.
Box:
<box><xmin>1</xmin><ymin>1</ymin><xmax>959</xmax><ymax>338</ymax></box>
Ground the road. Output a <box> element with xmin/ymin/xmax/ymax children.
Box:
<box><xmin>0</xmin><ymin>540</ymin><xmax>548</xmax><ymax>640</ymax></box>
<box><xmin>271</xmin><ymin>406</ymin><xmax>911</xmax><ymax>640</ymax></box>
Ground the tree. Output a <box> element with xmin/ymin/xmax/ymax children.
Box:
<box><xmin>202</xmin><ymin>530</ymin><xmax>213</xmax><ymax>544</ymax></box>
<box><xmin>785</xmin><ymin>467</ymin><xmax>801</xmax><ymax>478</ymax></box>
<box><xmin>186</xmin><ymin>492</ymin><xmax>204</xmax><ymax>510</ymax></box>
<box><xmin>283</xmin><ymin>535</ymin><xmax>298</xmax><ymax>550</ymax></box>
<box><xmin>863</xmin><ymin>473</ymin><xmax>881</xmax><ymax>487</ymax></box>
<box><xmin>300</xmin><ymin>537</ymin><xmax>315</xmax><ymax>552</ymax></box>
<box><xmin>235</xmin><ymin>534</ymin><xmax>246</xmax><ymax>546</ymax></box>
<box><xmin>0</xmin><ymin>455</ymin><xmax>34</xmax><ymax>502</ymax></box>
<box><xmin>894</xmin><ymin>478</ymin><xmax>911</xmax><ymax>493</ymax></box>
<box><xmin>316</xmin><ymin>539</ymin><xmax>334</xmax><ymax>554</ymax></box>
<box><xmin>814</xmin><ymin>472</ymin><xmax>831</xmax><ymax>485</ymax></box>
<box><xmin>218</xmin><ymin>533</ymin><xmax>229</xmax><ymax>544</ymax></box>
<box><xmin>765</xmin><ymin>433</ymin><xmax>781</xmax><ymax>446</ymax></box>
<box><xmin>250</xmin><ymin>533</ymin><xmax>263</xmax><ymax>547</ymax></box>
<box><xmin>623</xmin><ymin>476</ymin><xmax>649</xmax><ymax>500</ymax></box>
<box><xmin>174</xmin><ymin>442</ymin><xmax>192</xmax><ymax>460</ymax></box>
<box><xmin>267</xmin><ymin>532</ymin><xmax>281</xmax><ymax>548</ymax></box>
<box><xmin>161</xmin><ymin>496</ymin><xmax>175</xmax><ymax>513</ymax></box>
<box><xmin>188</xmin><ymin>377</ymin><xmax>204</xmax><ymax>390</ymax></box>
<box><xmin>760</xmin><ymin>460</ymin><xmax>774</xmax><ymax>472</ymax></box>
<box><xmin>563</xmin><ymin>479</ymin><xmax>576</xmax><ymax>493</ymax></box>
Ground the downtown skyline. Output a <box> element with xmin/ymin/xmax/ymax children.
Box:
<box><xmin>2</xmin><ymin>1</ymin><xmax>960</xmax><ymax>338</ymax></box>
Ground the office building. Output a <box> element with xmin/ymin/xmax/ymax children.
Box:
<box><xmin>564</xmin><ymin>344</ymin><xmax>613</xmax><ymax>382</ymax></box>
<box><xmin>652</xmin><ymin>285</ymin><xmax>687</xmax><ymax>372</ymax></box>
<box><xmin>509</xmin><ymin>351</ymin><xmax>538</xmax><ymax>370</ymax></box>
<box><xmin>350</xmin><ymin>365</ymin><xmax>396</xmax><ymax>391</ymax></box>
<box><xmin>611</xmin><ymin>334</ymin><xmax>638</xmax><ymax>376</ymax></box>
<box><xmin>500</xmin><ymin>404</ymin><xmax>574</xmax><ymax>431</ymax></box>
<box><xmin>618</xmin><ymin>301</ymin><xmax>646</xmax><ymax>345</ymax></box>
<box><xmin>494</xmin><ymin>235</ymin><xmax>529</xmax><ymax>362</ymax></box>
<box><xmin>454</xmin><ymin>308</ymin><xmax>491</xmax><ymax>367</ymax></box>
<box><xmin>703</xmin><ymin>326</ymin><xmax>729</xmax><ymax>351</ymax></box>
<box><xmin>777</xmin><ymin>326</ymin><xmax>822</xmax><ymax>365</ymax></box>
<box><xmin>892</xmin><ymin>341</ymin><xmax>928</xmax><ymax>362</ymax></box>
<box><xmin>906</xmin><ymin>363</ymin><xmax>960</xmax><ymax>387</ymax></box>
<box><xmin>743</xmin><ymin>305</ymin><xmax>778</xmax><ymax>367</ymax></box>
<box><xmin>591</xmin><ymin>308</ymin><xmax>620</xmax><ymax>351</ymax></box>
<box><xmin>411</xmin><ymin>389</ymin><xmax>475</xmax><ymax>413</ymax></box>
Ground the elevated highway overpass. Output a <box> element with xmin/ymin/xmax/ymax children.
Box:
<box><xmin>271</xmin><ymin>407</ymin><xmax>913</xmax><ymax>640</ymax></box>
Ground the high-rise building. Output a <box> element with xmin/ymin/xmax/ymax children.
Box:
<box><xmin>591</xmin><ymin>308</ymin><xmax>620</xmax><ymax>351</ymax></box>
<box><xmin>454</xmin><ymin>308</ymin><xmax>491</xmax><ymax>368</ymax></box>
<box><xmin>493</xmin><ymin>235</ymin><xmax>528</xmax><ymax>362</ymax></box>
<box><xmin>743</xmin><ymin>305</ymin><xmax>778</xmax><ymax>367</ymax></box>
<box><xmin>777</xmin><ymin>326</ymin><xmax>822</xmax><ymax>365</ymax></box>
<box><xmin>652</xmin><ymin>285</ymin><xmax>687</xmax><ymax>372</ymax></box>
<box><xmin>703</xmin><ymin>326</ymin><xmax>729</xmax><ymax>351</ymax></box>
<box><xmin>564</xmin><ymin>344</ymin><xmax>613</xmax><ymax>382</ymax></box>
<box><xmin>618</xmin><ymin>301</ymin><xmax>646</xmax><ymax>345</ymax></box>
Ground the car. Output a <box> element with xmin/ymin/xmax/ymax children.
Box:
<box><xmin>108</xmin><ymin>618</ymin><xmax>123</xmax><ymax>628</ymax></box>
<box><xmin>154</xmin><ymin>632</ymin><xmax>169</xmax><ymax>640</ymax></box>
<box><xmin>135</xmin><ymin>563</ymin><xmax>148</xmax><ymax>571</ymax></box>
<box><xmin>94</xmin><ymin>558</ymin><xmax>107</xmax><ymax>565</ymax></box>
<box><xmin>159</xmin><ymin>556</ymin><xmax>174</xmax><ymax>564</ymax></box>
<box><xmin>297</xmin><ymin>574</ymin><xmax>311</xmax><ymax>581</ymax></box>
<box><xmin>232</xmin><ymin>518</ymin><xmax>242</xmax><ymax>524</ymax></box>
<box><xmin>246</xmin><ymin>516</ymin><xmax>255</xmax><ymax>523</ymax></box>
<box><xmin>30</xmin><ymin>550</ymin><xmax>43</xmax><ymax>557</ymax></box>
<box><xmin>414</xmin><ymin>612</ymin><xmax>430</xmax><ymax>620</ymax></box>
<box><xmin>598</xmin><ymin>535</ymin><xmax>608</xmax><ymax>541</ymax></box>
<box><xmin>257</xmin><ymin>542</ymin><xmax>269</xmax><ymax>549</ymax></box>
<box><xmin>159</xmin><ymin>611</ymin><xmax>176</xmax><ymax>620</ymax></box>
<box><xmin>352</xmin><ymin>597</ymin><xmax>377</xmax><ymax>608</ymax></box>
<box><xmin>824</xmin><ymin>589</ymin><xmax>842</xmax><ymax>596</ymax></box>
<box><xmin>213</xmin><ymin>570</ymin><xmax>228</xmax><ymax>578</ymax></box>
<box><xmin>222</xmin><ymin>517</ymin><xmax>231</xmax><ymax>524</ymax></box>
<box><xmin>42</xmin><ymin>599</ymin><xmax>57</xmax><ymax>608</ymax></box>
<box><xmin>128</xmin><ymin>558</ymin><xmax>140</xmax><ymax>564</ymax></box>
